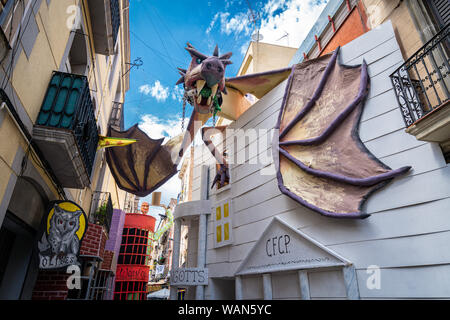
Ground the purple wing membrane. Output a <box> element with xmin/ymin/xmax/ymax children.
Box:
<box><xmin>274</xmin><ymin>47</ymin><xmax>411</xmax><ymax>219</ymax></box>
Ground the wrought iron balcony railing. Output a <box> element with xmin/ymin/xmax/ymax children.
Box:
<box><xmin>390</xmin><ymin>23</ymin><xmax>450</xmax><ymax>126</ymax></box>
<box><xmin>89</xmin><ymin>191</ymin><xmax>114</xmax><ymax>234</ymax></box>
<box><xmin>33</xmin><ymin>71</ymin><xmax>99</xmax><ymax>188</ymax></box>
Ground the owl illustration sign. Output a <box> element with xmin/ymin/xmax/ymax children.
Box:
<box><xmin>37</xmin><ymin>201</ymin><xmax>87</xmax><ymax>270</ymax></box>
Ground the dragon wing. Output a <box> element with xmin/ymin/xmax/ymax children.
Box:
<box><xmin>275</xmin><ymin>47</ymin><xmax>411</xmax><ymax>219</ymax></box>
<box><xmin>220</xmin><ymin>68</ymin><xmax>292</xmax><ymax>120</ymax></box>
<box><xmin>105</xmin><ymin>124</ymin><xmax>179</xmax><ymax>197</ymax></box>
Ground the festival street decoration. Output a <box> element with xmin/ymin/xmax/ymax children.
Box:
<box><xmin>97</xmin><ymin>135</ymin><xmax>137</xmax><ymax>149</ymax></box>
<box><xmin>149</xmin><ymin>207</ymin><xmax>174</xmax><ymax>242</ymax></box>
<box><xmin>274</xmin><ymin>47</ymin><xmax>411</xmax><ymax>218</ymax></box>
<box><xmin>37</xmin><ymin>201</ymin><xmax>87</xmax><ymax>269</ymax></box>
<box><xmin>107</xmin><ymin>43</ymin><xmax>410</xmax><ymax>219</ymax></box>
<box><xmin>106</xmin><ymin>43</ymin><xmax>290</xmax><ymax>196</ymax></box>
<box><xmin>105</xmin><ymin>124</ymin><xmax>182</xmax><ymax>197</ymax></box>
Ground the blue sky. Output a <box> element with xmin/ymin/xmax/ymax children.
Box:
<box><xmin>125</xmin><ymin>0</ymin><xmax>329</xmax><ymax>211</ymax></box>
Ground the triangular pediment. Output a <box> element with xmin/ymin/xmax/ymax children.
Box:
<box><xmin>235</xmin><ymin>217</ymin><xmax>351</xmax><ymax>276</ymax></box>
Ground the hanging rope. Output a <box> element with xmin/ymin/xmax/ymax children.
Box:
<box><xmin>181</xmin><ymin>92</ymin><xmax>187</xmax><ymax>132</ymax></box>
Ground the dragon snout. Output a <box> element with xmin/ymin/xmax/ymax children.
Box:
<box><xmin>201</xmin><ymin>58</ymin><xmax>224</xmax><ymax>87</ymax></box>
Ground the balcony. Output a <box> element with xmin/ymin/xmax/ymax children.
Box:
<box><xmin>390</xmin><ymin>23</ymin><xmax>450</xmax><ymax>159</ymax></box>
<box><xmin>87</xmin><ymin>0</ymin><xmax>121</xmax><ymax>55</ymax></box>
<box><xmin>89</xmin><ymin>191</ymin><xmax>114</xmax><ymax>234</ymax></box>
<box><xmin>33</xmin><ymin>71</ymin><xmax>99</xmax><ymax>189</ymax></box>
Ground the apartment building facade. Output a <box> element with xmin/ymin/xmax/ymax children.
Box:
<box><xmin>0</xmin><ymin>0</ymin><xmax>132</xmax><ymax>300</ymax></box>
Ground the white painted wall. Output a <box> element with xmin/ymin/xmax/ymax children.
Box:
<box><xmin>188</xmin><ymin>21</ymin><xmax>450</xmax><ymax>299</ymax></box>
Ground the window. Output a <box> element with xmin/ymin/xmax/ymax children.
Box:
<box><xmin>0</xmin><ymin>0</ymin><xmax>31</xmax><ymax>44</ymax></box>
<box><xmin>425</xmin><ymin>0</ymin><xmax>450</xmax><ymax>30</ymax></box>
<box><xmin>67</xmin><ymin>28</ymin><xmax>88</xmax><ymax>75</ymax></box>
<box><xmin>213</xmin><ymin>199</ymin><xmax>233</xmax><ymax>248</ymax></box>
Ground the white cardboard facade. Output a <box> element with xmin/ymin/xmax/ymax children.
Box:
<box><xmin>185</xmin><ymin>20</ymin><xmax>450</xmax><ymax>300</ymax></box>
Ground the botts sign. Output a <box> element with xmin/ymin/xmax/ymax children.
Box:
<box><xmin>170</xmin><ymin>268</ymin><xmax>208</xmax><ymax>286</ymax></box>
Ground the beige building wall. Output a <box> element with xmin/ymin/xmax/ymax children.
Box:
<box><xmin>238</xmin><ymin>41</ymin><xmax>297</xmax><ymax>76</ymax></box>
<box><xmin>0</xmin><ymin>0</ymin><xmax>131</xmax><ymax>229</ymax></box>
<box><xmin>362</xmin><ymin>0</ymin><xmax>449</xmax><ymax>116</ymax></box>
<box><xmin>362</xmin><ymin>0</ymin><xmax>424</xmax><ymax>59</ymax></box>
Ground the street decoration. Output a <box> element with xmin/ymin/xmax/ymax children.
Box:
<box><xmin>37</xmin><ymin>201</ymin><xmax>87</xmax><ymax>269</ymax></box>
<box><xmin>106</xmin><ymin>43</ymin><xmax>290</xmax><ymax>196</ymax></box>
<box><xmin>149</xmin><ymin>207</ymin><xmax>174</xmax><ymax>242</ymax></box>
<box><xmin>274</xmin><ymin>47</ymin><xmax>411</xmax><ymax>218</ymax></box>
<box><xmin>140</xmin><ymin>201</ymin><xmax>150</xmax><ymax>215</ymax></box>
<box><xmin>106</xmin><ymin>43</ymin><xmax>411</xmax><ymax>219</ymax></box>
<box><xmin>97</xmin><ymin>135</ymin><xmax>136</xmax><ymax>149</ymax></box>
<box><xmin>105</xmin><ymin>124</ymin><xmax>182</xmax><ymax>197</ymax></box>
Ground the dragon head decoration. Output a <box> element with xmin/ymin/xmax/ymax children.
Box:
<box><xmin>176</xmin><ymin>43</ymin><xmax>233</xmax><ymax>115</ymax></box>
<box><xmin>106</xmin><ymin>43</ymin><xmax>411</xmax><ymax>220</ymax></box>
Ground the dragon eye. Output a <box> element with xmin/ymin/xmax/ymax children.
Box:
<box><xmin>69</xmin><ymin>222</ymin><xmax>74</xmax><ymax>226</ymax></box>
<box><xmin>196</xmin><ymin>58</ymin><xmax>202</xmax><ymax>64</ymax></box>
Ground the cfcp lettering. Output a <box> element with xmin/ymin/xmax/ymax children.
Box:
<box><xmin>266</xmin><ymin>234</ymin><xmax>290</xmax><ymax>257</ymax></box>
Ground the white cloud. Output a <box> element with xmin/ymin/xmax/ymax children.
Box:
<box><xmin>258</xmin><ymin>0</ymin><xmax>328</xmax><ymax>48</ymax></box>
<box><xmin>206</xmin><ymin>13</ymin><xmax>219</xmax><ymax>34</ymax></box>
<box><xmin>240</xmin><ymin>42</ymin><xmax>249</xmax><ymax>55</ymax></box>
<box><xmin>139</xmin><ymin>84</ymin><xmax>151</xmax><ymax>95</ymax></box>
<box><xmin>222</xmin><ymin>11</ymin><xmax>252</xmax><ymax>36</ymax></box>
<box><xmin>209</xmin><ymin>0</ymin><xmax>328</xmax><ymax>48</ymax></box>
<box><xmin>171</xmin><ymin>85</ymin><xmax>184</xmax><ymax>102</ymax></box>
<box><xmin>139</xmin><ymin>82</ymin><xmax>184</xmax><ymax>103</ymax></box>
<box><xmin>139</xmin><ymin>114</ymin><xmax>185</xmax><ymax>140</ymax></box>
<box><xmin>139</xmin><ymin>81</ymin><xmax>170</xmax><ymax>102</ymax></box>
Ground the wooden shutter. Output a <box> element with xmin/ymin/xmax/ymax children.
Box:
<box><xmin>427</xmin><ymin>0</ymin><xmax>450</xmax><ymax>29</ymax></box>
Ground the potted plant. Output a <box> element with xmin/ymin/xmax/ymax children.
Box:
<box><xmin>94</xmin><ymin>202</ymin><xmax>108</xmax><ymax>226</ymax></box>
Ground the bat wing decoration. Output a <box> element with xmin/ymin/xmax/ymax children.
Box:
<box><xmin>107</xmin><ymin>43</ymin><xmax>410</xmax><ymax>220</ymax></box>
<box><xmin>275</xmin><ymin>47</ymin><xmax>411</xmax><ymax>219</ymax></box>
<box><xmin>105</xmin><ymin>124</ymin><xmax>182</xmax><ymax>197</ymax></box>
<box><xmin>105</xmin><ymin>43</ymin><xmax>290</xmax><ymax>197</ymax></box>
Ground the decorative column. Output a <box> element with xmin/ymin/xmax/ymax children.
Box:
<box><xmin>298</xmin><ymin>270</ymin><xmax>310</xmax><ymax>300</ymax></box>
<box><xmin>196</xmin><ymin>165</ymin><xmax>209</xmax><ymax>300</ymax></box>
<box><xmin>343</xmin><ymin>265</ymin><xmax>360</xmax><ymax>300</ymax></box>
<box><xmin>235</xmin><ymin>276</ymin><xmax>243</xmax><ymax>300</ymax></box>
<box><xmin>262</xmin><ymin>274</ymin><xmax>273</xmax><ymax>300</ymax></box>
<box><xmin>169</xmin><ymin>218</ymin><xmax>182</xmax><ymax>300</ymax></box>
<box><xmin>195</xmin><ymin>213</ymin><xmax>207</xmax><ymax>299</ymax></box>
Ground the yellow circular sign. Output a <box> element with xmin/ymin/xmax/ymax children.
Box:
<box><xmin>46</xmin><ymin>201</ymin><xmax>86</xmax><ymax>240</ymax></box>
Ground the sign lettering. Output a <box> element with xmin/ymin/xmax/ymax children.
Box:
<box><xmin>116</xmin><ymin>265</ymin><xmax>149</xmax><ymax>282</ymax></box>
<box><xmin>170</xmin><ymin>268</ymin><xmax>208</xmax><ymax>286</ymax></box>
<box><xmin>265</xmin><ymin>234</ymin><xmax>290</xmax><ymax>257</ymax></box>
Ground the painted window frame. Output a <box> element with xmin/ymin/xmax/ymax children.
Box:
<box><xmin>209</xmin><ymin>162</ymin><xmax>231</xmax><ymax>196</ymax></box>
<box><xmin>213</xmin><ymin>198</ymin><xmax>233</xmax><ymax>248</ymax></box>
